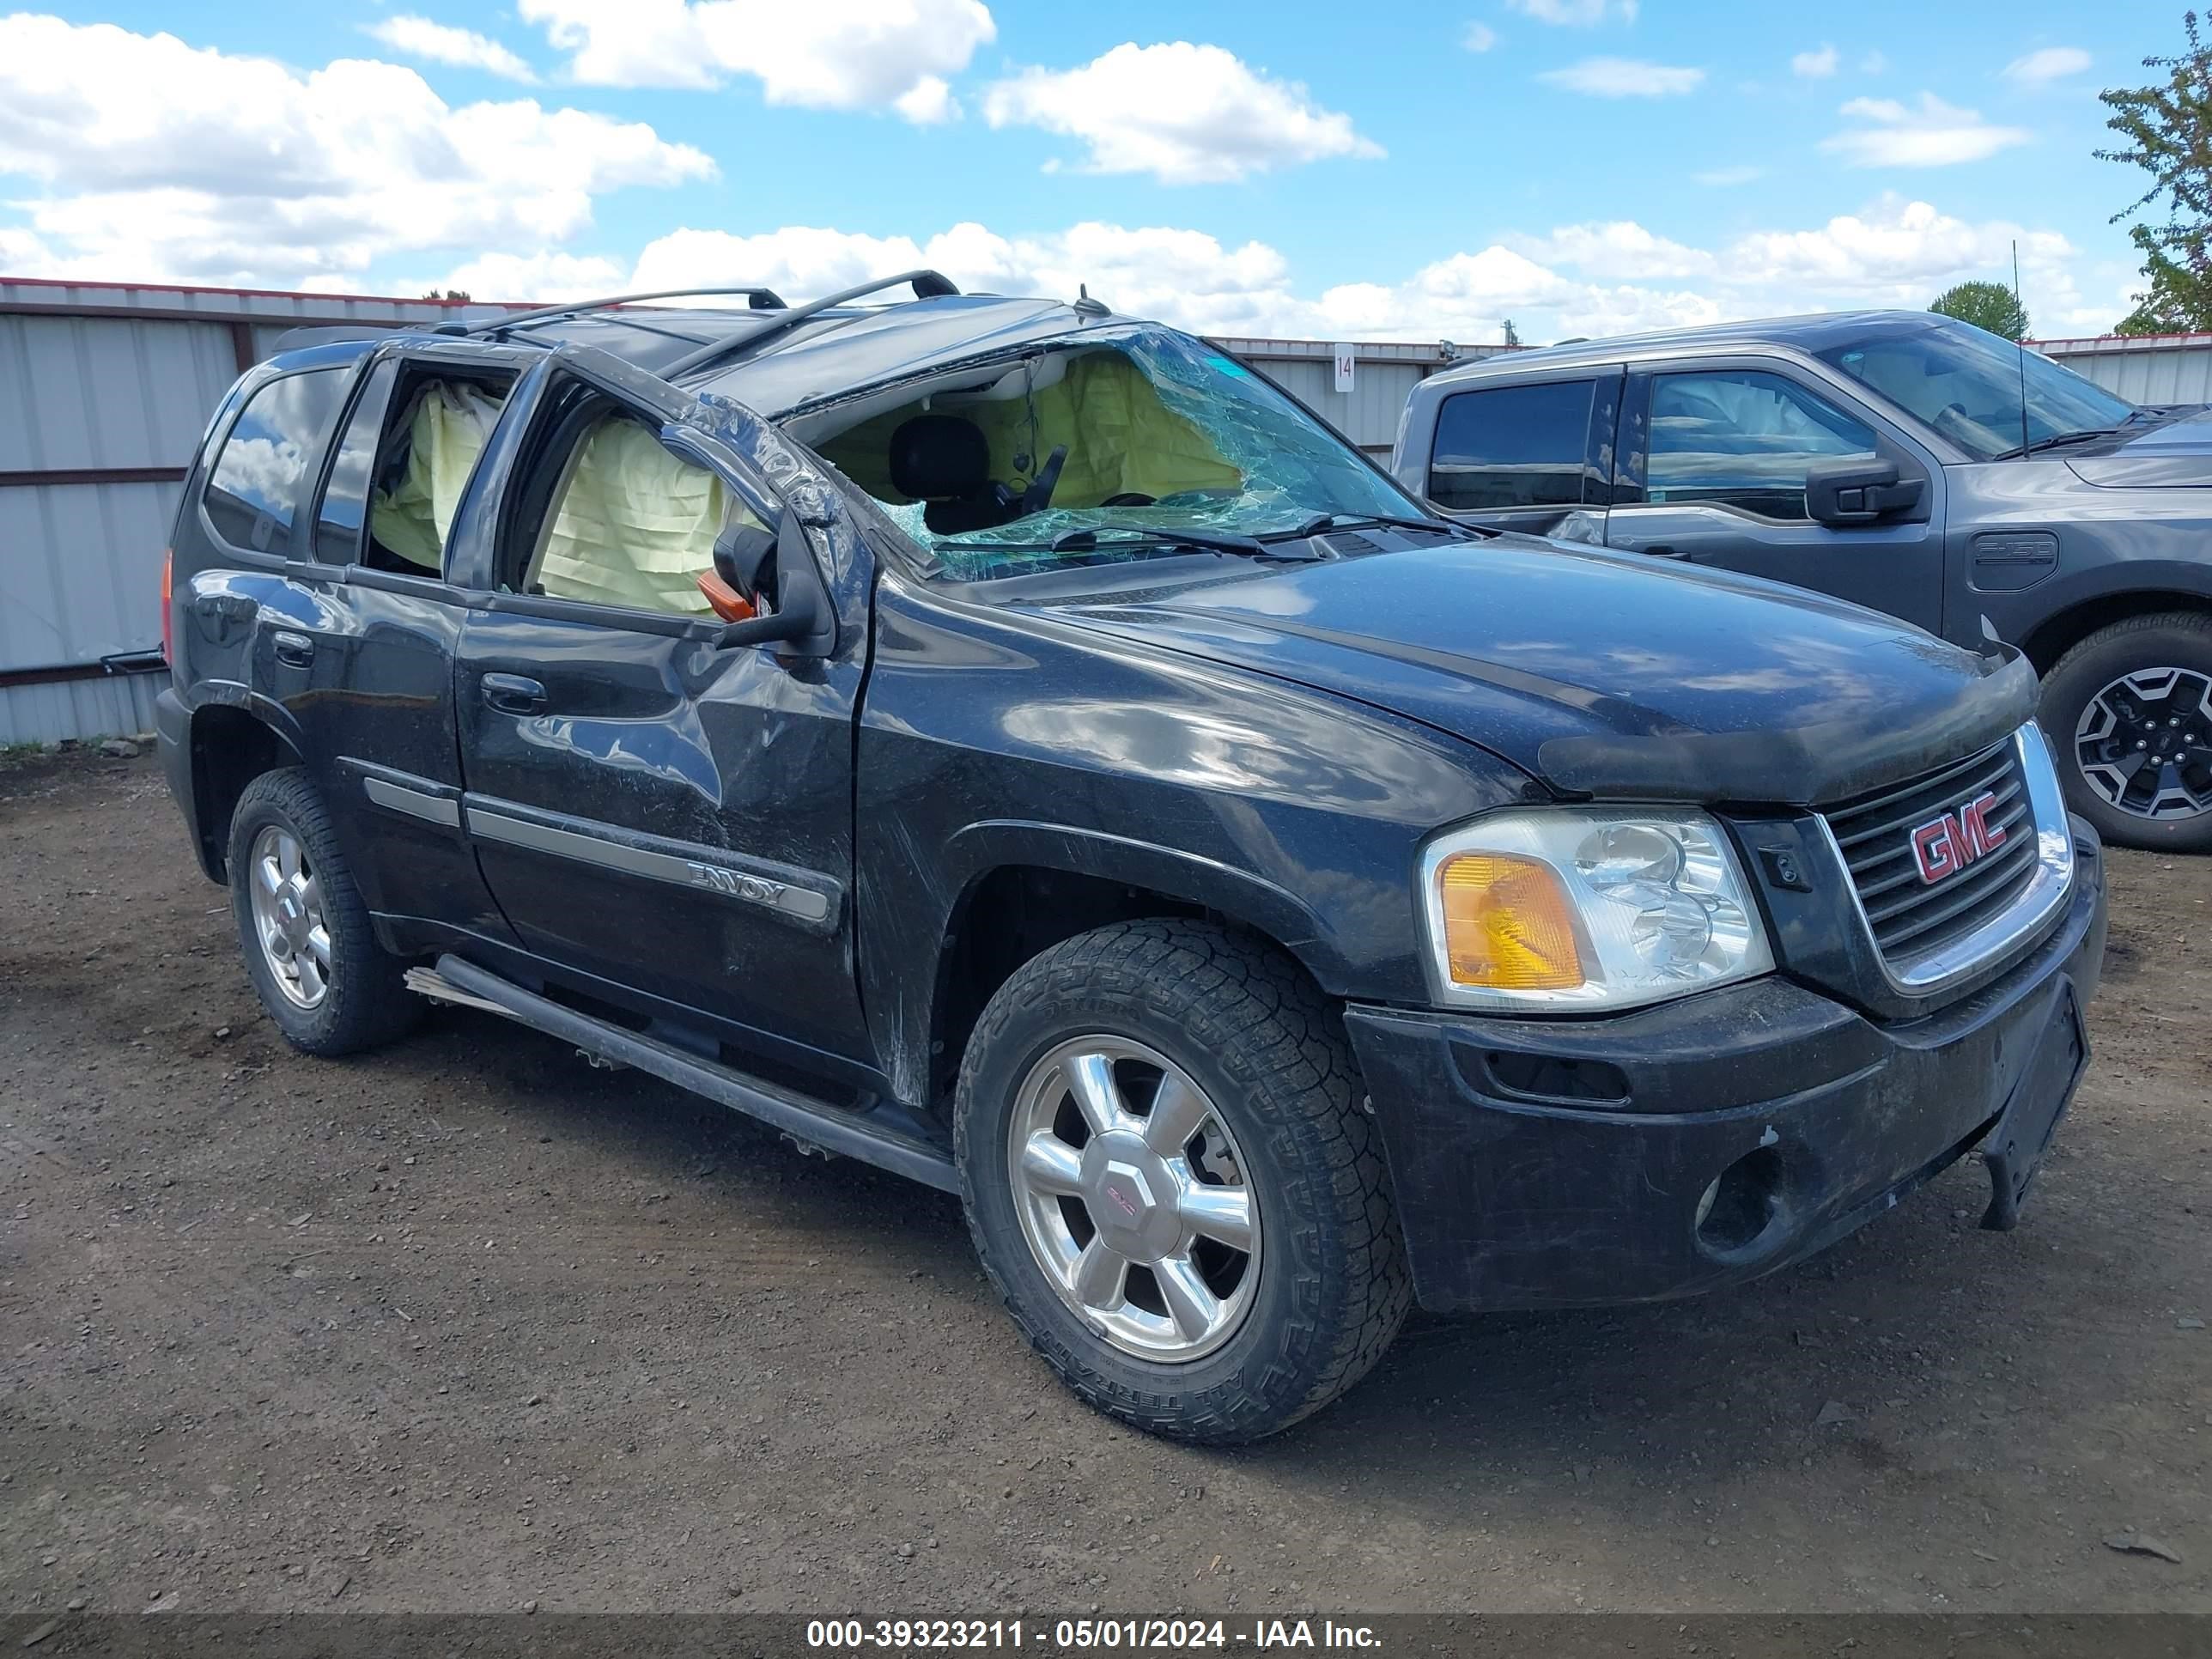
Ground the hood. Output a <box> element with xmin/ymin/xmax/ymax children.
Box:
<box><xmin>2066</xmin><ymin>405</ymin><xmax>2212</xmax><ymax>489</ymax></box>
<box><xmin>1043</xmin><ymin>537</ymin><xmax>2036</xmax><ymax>807</ymax></box>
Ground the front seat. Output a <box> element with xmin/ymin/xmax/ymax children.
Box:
<box><xmin>888</xmin><ymin>414</ymin><xmax>1014</xmax><ymax>535</ymax></box>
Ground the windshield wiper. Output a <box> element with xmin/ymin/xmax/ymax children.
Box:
<box><xmin>934</xmin><ymin>526</ymin><xmax>1275</xmax><ymax>560</ymax></box>
<box><xmin>1267</xmin><ymin>511</ymin><xmax>1474</xmax><ymax>542</ymax></box>
<box><xmin>1991</xmin><ymin>425</ymin><xmax>2124</xmax><ymax>460</ymax></box>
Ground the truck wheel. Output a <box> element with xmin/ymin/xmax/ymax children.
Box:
<box><xmin>2040</xmin><ymin>612</ymin><xmax>2212</xmax><ymax>853</ymax></box>
<box><xmin>226</xmin><ymin>767</ymin><xmax>422</xmax><ymax>1055</ymax></box>
<box><xmin>956</xmin><ymin>920</ymin><xmax>1410</xmax><ymax>1443</ymax></box>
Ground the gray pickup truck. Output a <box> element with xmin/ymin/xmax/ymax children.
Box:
<box><xmin>1395</xmin><ymin>311</ymin><xmax>2212</xmax><ymax>850</ymax></box>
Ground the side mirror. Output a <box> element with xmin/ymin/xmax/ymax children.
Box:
<box><xmin>1806</xmin><ymin>457</ymin><xmax>1925</xmax><ymax>526</ymax></box>
<box><xmin>708</xmin><ymin>507</ymin><xmax>836</xmax><ymax>657</ymax></box>
<box><xmin>713</xmin><ymin>515</ymin><xmax>777</xmax><ymax>603</ymax></box>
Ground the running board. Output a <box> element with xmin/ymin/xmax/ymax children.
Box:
<box><xmin>430</xmin><ymin>954</ymin><xmax>959</xmax><ymax>1194</ymax></box>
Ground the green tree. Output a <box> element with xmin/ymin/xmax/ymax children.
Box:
<box><xmin>422</xmin><ymin>288</ymin><xmax>473</xmax><ymax>301</ymax></box>
<box><xmin>1929</xmin><ymin>280</ymin><xmax>2029</xmax><ymax>340</ymax></box>
<box><xmin>2100</xmin><ymin>11</ymin><xmax>2212</xmax><ymax>333</ymax></box>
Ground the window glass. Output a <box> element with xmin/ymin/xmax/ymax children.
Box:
<box><xmin>313</xmin><ymin>359</ymin><xmax>397</xmax><ymax>567</ymax></box>
<box><xmin>1427</xmin><ymin>380</ymin><xmax>1595</xmax><ymax>511</ymax></box>
<box><xmin>526</xmin><ymin>414</ymin><xmax>761</xmax><ymax>617</ymax></box>
<box><xmin>203</xmin><ymin>368</ymin><xmax>348</xmax><ymax>552</ymax></box>
<box><xmin>1646</xmin><ymin>371</ymin><xmax>1877</xmax><ymax>520</ymax></box>
<box><xmin>1814</xmin><ymin>318</ymin><xmax>2135</xmax><ymax>460</ymax></box>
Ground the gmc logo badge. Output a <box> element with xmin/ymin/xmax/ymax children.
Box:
<box><xmin>1911</xmin><ymin>792</ymin><xmax>2007</xmax><ymax>885</ymax></box>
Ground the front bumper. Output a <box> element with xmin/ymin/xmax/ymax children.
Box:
<box><xmin>1346</xmin><ymin>815</ymin><xmax>2107</xmax><ymax>1314</ymax></box>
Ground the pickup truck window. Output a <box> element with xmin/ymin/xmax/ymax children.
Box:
<box><xmin>1426</xmin><ymin>380</ymin><xmax>1595</xmax><ymax>512</ymax></box>
<box><xmin>1814</xmin><ymin>321</ymin><xmax>2135</xmax><ymax>460</ymax></box>
<box><xmin>1646</xmin><ymin>370</ymin><xmax>1876</xmax><ymax>521</ymax></box>
<box><xmin>204</xmin><ymin>368</ymin><xmax>349</xmax><ymax>554</ymax></box>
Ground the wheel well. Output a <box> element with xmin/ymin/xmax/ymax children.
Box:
<box><xmin>927</xmin><ymin>866</ymin><xmax>1216</xmax><ymax>1105</ymax></box>
<box><xmin>191</xmin><ymin>705</ymin><xmax>298</xmax><ymax>878</ymax></box>
<box><xmin>2019</xmin><ymin>592</ymin><xmax>2212</xmax><ymax>675</ymax></box>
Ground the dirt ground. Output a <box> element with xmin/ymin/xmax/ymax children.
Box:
<box><xmin>2</xmin><ymin>750</ymin><xmax>2206</xmax><ymax>1618</ymax></box>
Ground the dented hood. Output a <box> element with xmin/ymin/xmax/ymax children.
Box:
<box><xmin>1048</xmin><ymin>538</ymin><xmax>2035</xmax><ymax>807</ymax></box>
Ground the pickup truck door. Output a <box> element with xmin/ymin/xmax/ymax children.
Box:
<box><xmin>1603</xmin><ymin>361</ymin><xmax>1947</xmax><ymax>634</ymax></box>
<box><xmin>447</xmin><ymin>345</ymin><xmax>874</xmax><ymax>1079</ymax></box>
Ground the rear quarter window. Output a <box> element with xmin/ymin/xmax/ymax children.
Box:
<box><xmin>202</xmin><ymin>368</ymin><xmax>349</xmax><ymax>554</ymax></box>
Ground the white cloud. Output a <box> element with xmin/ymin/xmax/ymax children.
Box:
<box><xmin>0</xmin><ymin>14</ymin><xmax>711</xmax><ymax>286</ymax></box>
<box><xmin>365</xmin><ymin>15</ymin><xmax>538</xmax><ymax>82</ymax></box>
<box><xmin>1694</xmin><ymin>164</ymin><xmax>1765</xmax><ymax>186</ymax></box>
<box><xmin>2004</xmin><ymin>46</ymin><xmax>2090</xmax><ymax>88</ymax></box>
<box><xmin>981</xmin><ymin>43</ymin><xmax>1382</xmax><ymax>185</ymax></box>
<box><xmin>441</xmin><ymin>194</ymin><xmax>2084</xmax><ymax>349</ymax></box>
<box><xmin>428</xmin><ymin>249</ymin><xmax>629</xmax><ymax>299</ymax></box>
<box><xmin>1462</xmin><ymin>21</ymin><xmax>1498</xmax><ymax>52</ymax></box>
<box><xmin>1504</xmin><ymin>0</ymin><xmax>1638</xmax><ymax>25</ymax></box>
<box><xmin>1537</xmin><ymin>57</ymin><xmax>1704</xmax><ymax>97</ymax></box>
<box><xmin>1791</xmin><ymin>43</ymin><xmax>1838</xmax><ymax>78</ymax></box>
<box><xmin>518</xmin><ymin>0</ymin><xmax>994</xmax><ymax>121</ymax></box>
<box><xmin>1823</xmin><ymin>93</ymin><xmax>2030</xmax><ymax>167</ymax></box>
<box><xmin>1510</xmin><ymin>220</ymin><xmax>1716</xmax><ymax>278</ymax></box>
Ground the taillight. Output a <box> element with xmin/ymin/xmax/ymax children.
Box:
<box><xmin>161</xmin><ymin>549</ymin><xmax>173</xmax><ymax>664</ymax></box>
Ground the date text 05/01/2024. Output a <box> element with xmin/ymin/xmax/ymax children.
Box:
<box><xmin>805</xmin><ymin>1618</ymin><xmax>1383</xmax><ymax>1650</ymax></box>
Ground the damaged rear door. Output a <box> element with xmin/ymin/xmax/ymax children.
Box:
<box><xmin>448</xmin><ymin>344</ymin><xmax>874</xmax><ymax>1078</ymax></box>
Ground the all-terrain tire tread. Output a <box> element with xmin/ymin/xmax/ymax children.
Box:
<box><xmin>957</xmin><ymin>919</ymin><xmax>1411</xmax><ymax>1443</ymax></box>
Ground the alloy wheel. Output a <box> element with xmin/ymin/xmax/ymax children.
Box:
<box><xmin>247</xmin><ymin>823</ymin><xmax>332</xmax><ymax>1009</ymax></box>
<box><xmin>1006</xmin><ymin>1036</ymin><xmax>1260</xmax><ymax>1363</ymax></box>
<box><xmin>2074</xmin><ymin>666</ymin><xmax>2212</xmax><ymax>823</ymax></box>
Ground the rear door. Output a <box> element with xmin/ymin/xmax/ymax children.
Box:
<box><xmin>185</xmin><ymin>349</ymin><xmax>514</xmax><ymax>944</ymax></box>
<box><xmin>1418</xmin><ymin>370</ymin><xmax>1621</xmax><ymax>542</ymax></box>
<box><xmin>1603</xmin><ymin>359</ymin><xmax>1946</xmax><ymax>631</ymax></box>
<box><xmin>449</xmin><ymin>347</ymin><xmax>873</xmax><ymax>1076</ymax></box>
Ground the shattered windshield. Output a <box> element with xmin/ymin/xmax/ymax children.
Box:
<box><xmin>1814</xmin><ymin>319</ymin><xmax>2136</xmax><ymax>462</ymax></box>
<box><xmin>807</xmin><ymin>326</ymin><xmax>1421</xmax><ymax>580</ymax></box>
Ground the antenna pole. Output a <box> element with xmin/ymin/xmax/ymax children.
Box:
<box><xmin>2012</xmin><ymin>240</ymin><xmax>2031</xmax><ymax>459</ymax></box>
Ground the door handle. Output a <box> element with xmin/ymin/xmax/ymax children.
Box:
<box><xmin>481</xmin><ymin>673</ymin><xmax>549</xmax><ymax>716</ymax></box>
<box><xmin>272</xmin><ymin>630</ymin><xmax>316</xmax><ymax>667</ymax></box>
<box><xmin>1642</xmin><ymin>544</ymin><xmax>1686</xmax><ymax>558</ymax></box>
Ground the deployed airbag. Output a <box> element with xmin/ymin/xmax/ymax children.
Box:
<box><xmin>535</xmin><ymin>418</ymin><xmax>728</xmax><ymax>616</ymax></box>
<box><xmin>369</xmin><ymin>383</ymin><xmax>505</xmax><ymax>571</ymax></box>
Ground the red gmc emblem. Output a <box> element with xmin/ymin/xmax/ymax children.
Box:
<box><xmin>1911</xmin><ymin>792</ymin><xmax>2008</xmax><ymax>885</ymax></box>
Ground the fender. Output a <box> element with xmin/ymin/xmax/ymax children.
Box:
<box><xmin>173</xmin><ymin>684</ymin><xmax>309</xmax><ymax>879</ymax></box>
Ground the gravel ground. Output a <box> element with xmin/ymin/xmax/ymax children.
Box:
<box><xmin>2</xmin><ymin>750</ymin><xmax>2207</xmax><ymax>1616</ymax></box>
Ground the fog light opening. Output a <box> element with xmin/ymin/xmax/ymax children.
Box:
<box><xmin>1695</xmin><ymin>1146</ymin><xmax>1788</xmax><ymax>1257</ymax></box>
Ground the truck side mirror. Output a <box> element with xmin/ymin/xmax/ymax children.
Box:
<box><xmin>710</xmin><ymin>507</ymin><xmax>836</xmax><ymax>658</ymax></box>
<box><xmin>1806</xmin><ymin>457</ymin><xmax>1925</xmax><ymax>526</ymax></box>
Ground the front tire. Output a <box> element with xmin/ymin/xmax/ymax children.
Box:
<box><xmin>227</xmin><ymin>767</ymin><xmax>422</xmax><ymax>1055</ymax></box>
<box><xmin>956</xmin><ymin>920</ymin><xmax>1410</xmax><ymax>1443</ymax></box>
<box><xmin>2040</xmin><ymin>612</ymin><xmax>2212</xmax><ymax>852</ymax></box>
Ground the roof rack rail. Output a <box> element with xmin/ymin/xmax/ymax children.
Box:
<box><xmin>660</xmin><ymin>270</ymin><xmax>961</xmax><ymax>380</ymax></box>
<box><xmin>441</xmin><ymin>284</ymin><xmax>791</xmax><ymax>338</ymax></box>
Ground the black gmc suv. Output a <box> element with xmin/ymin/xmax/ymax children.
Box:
<box><xmin>158</xmin><ymin>273</ymin><xmax>2108</xmax><ymax>1443</ymax></box>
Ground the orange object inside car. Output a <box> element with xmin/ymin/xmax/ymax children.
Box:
<box><xmin>696</xmin><ymin>568</ymin><xmax>757</xmax><ymax>623</ymax></box>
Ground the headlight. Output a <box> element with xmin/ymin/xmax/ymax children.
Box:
<box><xmin>1417</xmin><ymin>809</ymin><xmax>1774</xmax><ymax>1012</ymax></box>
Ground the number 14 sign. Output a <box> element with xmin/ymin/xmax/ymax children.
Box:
<box><xmin>1332</xmin><ymin>345</ymin><xmax>1356</xmax><ymax>394</ymax></box>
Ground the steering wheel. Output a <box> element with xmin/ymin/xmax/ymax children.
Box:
<box><xmin>1021</xmin><ymin>445</ymin><xmax>1068</xmax><ymax>515</ymax></box>
<box><xmin>1099</xmin><ymin>492</ymin><xmax>1156</xmax><ymax>507</ymax></box>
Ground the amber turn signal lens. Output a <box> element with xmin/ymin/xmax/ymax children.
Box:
<box><xmin>1437</xmin><ymin>854</ymin><xmax>1585</xmax><ymax>991</ymax></box>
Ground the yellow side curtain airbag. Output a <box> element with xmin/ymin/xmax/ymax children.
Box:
<box><xmin>368</xmin><ymin>384</ymin><xmax>505</xmax><ymax>571</ymax></box>
<box><xmin>822</xmin><ymin>349</ymin><xmax>1242</xmax><ymax>506</ymax></box>
<box><xmin>535</xmin><ymin>419</ymin><xmax>726</xmax><ymax>617</ymax></box>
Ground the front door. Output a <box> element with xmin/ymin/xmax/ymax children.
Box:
<box><xmin>1604</xmin><ymin>364</ymin><xmax>1946</xmax><ymax>633</ymax></box>
<box><xmin>450</xmin><ymin>349</ymin><xmax>872</xmax><ymax>1073</ymax></box>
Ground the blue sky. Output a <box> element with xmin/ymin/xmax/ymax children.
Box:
<box><xmin>0</xmin><ymin>1</ymin><xmax>2179</xmax><ymax>341</ymax></box>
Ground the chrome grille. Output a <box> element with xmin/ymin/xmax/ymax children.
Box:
<box><xmin>1824</xmin><ymin>739</ymin><xmax>2039</xmax><ymax>972</ymax></box>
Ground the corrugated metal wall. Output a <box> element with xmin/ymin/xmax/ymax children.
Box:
<box><xmin>2037</xmin><ymin>333</ymin><xmax>2212</xmax><ymax>404</ymax></box>
<box><xmin>0</xmin><ymin>279</ymin><xmax>520</xmax><ymax>744</ymax></box>
<box><xmin>1217</xmin><ymin>337</ymin><xmax>1509</xmax><ymax>458</ymax></box>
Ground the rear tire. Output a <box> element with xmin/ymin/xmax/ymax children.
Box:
<box><xmin>956</xmin><ymin>920</ymin><xmax>1410</xmax><ymax>1443</ymax></box>
<box><xmin>227</xmin><ymin>767</ymin><xmax>422</xmax><ymax>1055</ymax></box>
<box><xmin>2040</xmin><ymin>612</ymin><xmax>2212</xmax><ymax>853</ymax></box>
